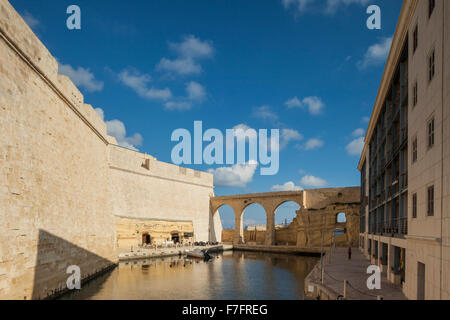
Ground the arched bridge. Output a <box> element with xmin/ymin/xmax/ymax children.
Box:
<box><xmin>210</xmin><ymin>187</ymin><xmax>361</xmax><ymax>246</ymax></box>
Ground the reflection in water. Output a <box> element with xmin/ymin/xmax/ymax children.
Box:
<box><xmin>60</xmin><ymin>251</ymin><xmax>318</xmax><ymax>300</ymax></box>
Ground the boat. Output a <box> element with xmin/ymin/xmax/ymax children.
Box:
<box><xmin>186</xmin><ymin>248</ymin><xmax>205</xmax><ymax>259</ymax></box>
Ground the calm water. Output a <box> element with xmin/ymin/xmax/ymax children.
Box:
<box><xmin>61</xmin><ymin>251</ymin><xmax>318</xmax><ymax>300</ymax></box>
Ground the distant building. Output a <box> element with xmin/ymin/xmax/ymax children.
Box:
<box><xmin>358</xmin><ymin>0</ymin><xmax>449</xmax><ymax>300</ymax></box>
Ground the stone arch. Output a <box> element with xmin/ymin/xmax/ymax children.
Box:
<box><xmin>213</xmin><ymin>204</ymin><xmax>236</xmax><ymax>244</ymax></box>
<box><xmin>336</xmin><ymin>212</ymin><xmax>347</xmax><ymax>224</ymax></box>
<box><xmin>241</xmin><ymin>202</ymin><xmax>267</xmax><ymax>244</ymax></box>
<box><xmin>273</xmin><ymin>201</ymin><xmax>300</xmax><ymax>246</ymax></box>
<box><xmin>239</xmin><ymin>201</ymin><xmax>266</xmax><ymax>219</ymax></box>
<box><xmin>273</xmin><ymin>199</ymin><xmax>302</xmax><ymax>213</ymax></box>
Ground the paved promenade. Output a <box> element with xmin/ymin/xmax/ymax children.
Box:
<box><xmin>306</xmin><ymin>248</ymin><xmax>407</xmax><ymax>300</ymax></box>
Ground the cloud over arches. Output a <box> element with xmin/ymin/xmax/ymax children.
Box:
<box><xmin>208</xmin><ymin>161</ymin><xmax>258</xmax><ymax>188</ymax></box>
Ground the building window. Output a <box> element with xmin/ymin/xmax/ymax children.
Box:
<box><xmin>413</xmin><ymin>81</ymin><xmax>418</xmax><ymax>107</ymax></box>
<box><xmin>412</xmin><ymin>137</ymin><xmax>418</xmax><ymax>162</ymax></box>
<box><xmin>428</xmin><ymin>49</ymin><xmax>435</xmax><ymax>82</ymax></box>
<box><xmin>413</xmin><ymin>24</ymin><xmax>418</xmax><ymax>53</ymax></box>
<box><xmin>428</xmin><ymin>118</ymin><xmax>435</xmax><ymax>149</ymax></box>
<box><xmin>427</xmin><ymin>186</ymin><xmax>434</xmax><ymax>216</ymax></box>
<box><xmin>412</xmin><ymin>193</ymin><xmax>417</xmax><ymax>218</ymax></box>
<box><xmin>429</xmin><ymin>0</ymin><xmax>435</xmax><ymax>18</ymax></box>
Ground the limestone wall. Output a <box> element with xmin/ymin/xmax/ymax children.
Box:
<box><xmin>0</xmin><ymin>0</ymin><xmax>117</xmax><ymax>299</ymax></box>
<box><xmin>221</xmin><ymin>229</ymin><xmax>234</xmax><ymax>243</ymax></box>
<box><xmin>108</xmin><ymin>145</ymin><xmax>218</xmax><ymax>243</ymax></box>
<box><xmin>115</xmin><ymin>216</ymin><xmax>195</xmax><ymax>248</ymax></box>
<box><xmin>0</xmin><ymin>0</ymin><xmax>219</xmax><ymax>300</ymax></box>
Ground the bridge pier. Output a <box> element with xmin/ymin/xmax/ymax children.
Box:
<box><xmin>265</xmin><ymin>209</ymin><xmax>275</xmax><ymax>246</ymax></box>
<box><xmin>233</xmin><ymin>208</ymin><xmax>244</xmax><ymax>245</ymax></box>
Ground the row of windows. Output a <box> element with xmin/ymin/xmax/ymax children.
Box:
<box><xmin>411</xmin><ymin>185</ymin><xmax>435</xmax><ymax>218</ymax></box>
<box><xmin>411</xmin><ymin>49</ymin><xmax>435</xmax><ymax>108</ymax></box>
<box><xmin>411</xmin><ymin>118</ymin><xmax>435</xmax><ymax>163</ymax></box>
<box><xmin>411</xmin><ymin>0</ymin><xmax>436</xmax><ymax>108</ymax></box>
<box><xmin>412</xmin><ymin>0</ymin><xmax>435</xmax><ymax>53</ymax></box>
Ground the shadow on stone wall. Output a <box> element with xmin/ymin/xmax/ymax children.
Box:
<box><xmin>31</xmin><ymin>230</ymin><xmax>116</xmax><ymax>300</ymax></box>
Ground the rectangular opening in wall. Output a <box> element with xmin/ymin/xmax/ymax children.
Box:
<box><xmin>427</xmin><ymin>186</ymin><xmax>434</xmax><ymax>216</ymax></box>
<box><xmin>417</xmin><ymin>262</ymin><xmax>426</xmax><ymax>300</ymax></box>
<box><xmin>412</xmin><ymin>193</ymin><xmax>417</xmax><ymax>218</ymax></box>
<box><xmin>427</xmin><ymin>118</ymin><xmax>435</xmax><ymax>149</ymax></box>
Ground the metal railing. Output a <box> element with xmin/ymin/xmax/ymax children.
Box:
<box><xmin>371</xmin><ymin>217</ymin><xmax>408</xmax><ymax>236</ymax></box>
<box><xmin>401</xmin><ymin>172</ymin><xmax>408</xmax><ymax>189</ymax></box>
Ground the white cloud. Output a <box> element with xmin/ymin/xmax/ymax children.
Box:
<box><xmin>169</xmin><ymin>35</ymin><xmax>214</xmax><ymax>59</ymax></box>
<box><xmin>358</xmin><ymin>37</ymin><xmax>393</xmax><ymax>69</ymax></box>
<box><xmin>118</xmin><ymin>69</ymin><xmax>172</xmax><ymax>100</ymax></box>
<box><xmin>346</xmin><ymin>136</ymin><xmax>365</xmax><ymax>156</ymax></box>
<box><xmin>157</xmin><ymin>35</ymin><xmax>213</xmax><ymax>76</ymax></box>
<box><xmin>58</xmin><ymin>63</ymin><xmax>104</xmax><ymax>93</ymax></box>
<box><xmin>157</xmin><ymin>57</ymin><xmax>202</xmax><ymax>75</ymax></box>
<box><xmin>282</xmin><ymin>0</ymin><xmax>370</xmax><ymax>15</ymax></box>
<box><xmin>271</xmin><ymin>181</ymin><xmax>303</xmax><ymax>192</ymax></box>
<box><xmin>95</xmin><ymin>108</ymin><xmax>143</xmax><ymax>151</ymax></box>
<box><xmin>285</xmin><ymin>96</ymin><xmax>302</xmax><ymax>108</ymax></box>
<box><xmin>186</xmin><ymin>81</ymin><xmax>206</xmax><ymax>101</ymax></box>
<box><xmin>287</xmin><ymin>96</ymin><xmax>324</xmax><ymax>115</ymax></box>
<box><xmin>22</xmin><ymin>11</ymin><xmax>40</xmax><ymax>29</ymax></box>
<box><xmin>164</xmin><ymin>101</ymin><xmax>192</xmax><ymax>111</ymax></box>
<box><xmin>208</xmin><ymin>161</ymin><xmax>258</xmax><ymax>188</ymax></box>
<box><xmin>232</xmin><ymin>124</ymin><xmax>257</xmax><ymax>143</ymax></box>
<box><xmin>163</xmin><ymin>81</ymin><xmax>207</xmax><ymax>111</ymax></box>
<box><xmin>259</xmin><ymin>128</ymin><xmax>303</xmax><ymax>153</ymax></box>
<box><xmin>302</xmin><ymin>96</ymin><xmax>324</xmax><ymax>115</ymax></box>
<box><xmin>305</xmin><ymin>138</ymin><xmax>324</xmax><ymax>150</ymax></box>
<box><xmin>280</xmin><ymin>129</ymin><xmax>303</xmax><ymax>149</ymax></box>
<box><xmin>352</xmin><ymin>128</ymin><xmax>365</xmax><ymax>137</ymax></box>
<box><xmin>362</xmin><ymin>116</ymin><xmax>370</xmax><ymax>123</ymax></box>
<box><xmin>252</xmin><ymin>105</ymin><xmax>279</xmax><ymax>121</ymax></box>
<box><xmin>325</xmin><ymin>0</ymin><xmax>371</xmax><ymax>14</ymax></box>
<box><xmin>300</xmin><ymin>175</ymin><xmax>328</xmax><ymax>188</ymax></box>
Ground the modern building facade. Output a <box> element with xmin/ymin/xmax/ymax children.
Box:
<box><xmin>358</xmin><ymin>0</ymin><xmax>449</xmax><ymax>300</ymax></box>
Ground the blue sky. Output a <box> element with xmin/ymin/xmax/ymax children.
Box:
<box><xmin>11</xmin><ymin>0</ymin><xmax>403</xmax><ymax>228</ymax></box>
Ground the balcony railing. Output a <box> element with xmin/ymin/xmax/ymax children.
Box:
<box><xmin>401</xmin><ymin>172</ymin><xmax>408</xmax><ymax>189</ymax></box>
<box><xmin>373</xmin><ymin>217</ymin><xmax>408</xmax><ymax>236</ymax></box>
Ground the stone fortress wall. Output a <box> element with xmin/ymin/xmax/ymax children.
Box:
<box><xmin>0</xmin><ymin>0</ymin><xmax>217</xmax><ymax>300</ymax></box>
<box><xmin>108</xmin><ymin>144</ymin><xmax>221</xmax><ymax>247</ymax></box>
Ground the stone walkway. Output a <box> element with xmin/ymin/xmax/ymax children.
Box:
<box><xmin>307</xmin><ymin>248</ymin><xmax>407</xmax><ymax>300</ymax></box>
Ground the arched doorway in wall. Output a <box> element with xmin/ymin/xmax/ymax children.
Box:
<box><xmin>142</xmin><ymin>233</ymin><xmax>151</xmax><ymax>245</ymax></box>
<box><xmin>335</xmin><ymin>212</ymin><xmax>347</xmax><ymax>239</ymax></box>
<box><xmin>274</xmin><ymin>201</ymin><xmax>301</xmax><ymax>246</ymax></box>
<box><xmin>242</xmin><ymin>203</ymin><xmax>266</xmax><ymax>245</ymax></box>
<box><xmin>336</xmin><ymin>212</ymin><xmax>347</xmax><ymax>223</ymax></box>
<box><xmin>171</xmin><ymin>232</ymin><xmax>180</xmax><ymax>244</ymax></box>
<box><xmin>216</xmin><ymin>204</ymin><xmax>235</xmax><ymax>244</ymax></box>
